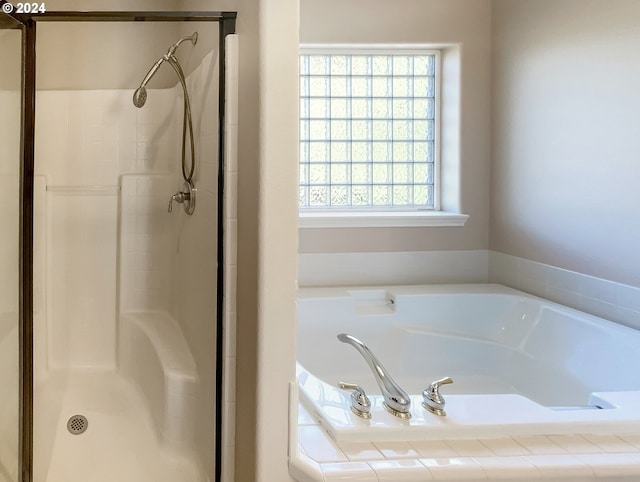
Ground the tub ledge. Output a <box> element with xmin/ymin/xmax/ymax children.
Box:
<box><xmin>289</xmin><ymin>384</ymin><xmax>640</xmax><ymax>481</ymax></box>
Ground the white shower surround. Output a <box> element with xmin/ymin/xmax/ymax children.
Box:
<box><xmin>33</xmin><ymin>42</ymin><xmax>227</xmax><ymax>481</ymax></box>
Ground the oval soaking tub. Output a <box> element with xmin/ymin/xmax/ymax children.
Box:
<box><xmin>296</xmin><ymin>284</ymin><xmax>640</xmax><ymax>442</ymax></box>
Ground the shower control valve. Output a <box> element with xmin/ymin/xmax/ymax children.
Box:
<box><xmin>169</xmin><ymin>191</ymin><xmax>187</xmax><ymax>208</ymax></box>
<box><xmin>168</xmin><ymin>180</ymin><xmax>196</xmax><ymax>215</ymax></box>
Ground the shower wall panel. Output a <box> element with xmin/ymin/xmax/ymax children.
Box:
<box><xmin>35</xmin><ymin>89</ymin><xmax>177</xmax><ymax>185</ymax></box>
<box><xmin>34</xmin><ymin>88</ymin><xmax>179</xmax><ymax>371</ymax></box>
<box><xmin>47</xmin><ymin>191</ymin><xmax>118</xmax><ymax>369</ymax></box>
<box><xmin>119</xmin><ymin>174</ymin><xmax>175</xmax><ymax>313</ymax></box>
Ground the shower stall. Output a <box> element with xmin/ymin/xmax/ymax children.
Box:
<box><xmin>0</xmin><ymin>8</ymin><xmax>237</xmax><ymax>482</ymax></box>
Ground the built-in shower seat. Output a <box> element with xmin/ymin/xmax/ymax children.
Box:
<box><xmin>119</xmin><ymin>312</ymin><xmax>199</xmax><ymax>448</ymax></box>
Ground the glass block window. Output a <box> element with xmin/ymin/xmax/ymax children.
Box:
<box><xmin>299</xmin><ymin>50</ymin><xmax>439</xmax><ymax>210</ymax></box>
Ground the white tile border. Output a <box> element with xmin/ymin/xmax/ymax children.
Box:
<box><xmin>489</xmin><ymin>251</ymin><xmax>640</xmax><ymax>330</ymax></box>
<box><xmin>298</xmin><ymin>250</ymin><xmax>489</xmax><ymax>287</ymax></box>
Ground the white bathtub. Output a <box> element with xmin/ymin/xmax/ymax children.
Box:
<box><xmin>296</xmin><ymin>284</ymin><xmax>640</xmax><ymax>442</ymax></box>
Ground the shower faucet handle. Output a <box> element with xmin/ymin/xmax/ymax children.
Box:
<box><xmin>168</xmin><ymin>180</ymin><xmax>196</xmax><ymax>215</ymax></box>
<box><xmin>168</xmin><ymin>191</ymin><xmax>187</xmax><ymax>213</ymax></box>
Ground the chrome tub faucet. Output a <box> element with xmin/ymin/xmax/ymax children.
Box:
<box><xmin>337</xmin><ymin>333</ymin><xmax>412</xmax><ymax>419</ymax></box>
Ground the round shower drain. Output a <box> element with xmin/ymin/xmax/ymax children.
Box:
<box><xmin>66</xmin><ymin>415</ymin><xmax>88</xmax><ymax>435</ymax></box>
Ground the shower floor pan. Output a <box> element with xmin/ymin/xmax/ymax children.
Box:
<box><xmin>34</xmin><ymin>370</ymin><xmax>202</xmax><ymax>482</ymax></box>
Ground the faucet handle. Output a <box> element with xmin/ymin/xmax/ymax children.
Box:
<box><xmin>168</xmin><ymin>194</ymin><xmax>177</xmax><ymax>213</ymax></box>
<box><xmin>167</xmin><ymin>181</ymin><xmax>196</xmax><ymax>215</ymax></box>
<box><xmin>422</xmin><ymin>376</ymin><xmax>453</xmax><ymax>416</ymax></box>
<box><xmin>338</xmin><ymin>382</ymin><xmax>372</xmax><ymax>419</ymax></box>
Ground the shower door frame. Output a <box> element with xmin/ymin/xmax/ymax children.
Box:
<box><xmin>0</xmin><ymin>6</ymin><xmax>35</xmax><ymax>482</ymax></box>
<box><xmin>2</xmin><ymin>8</ymin><xmax>237</xmax><ymax>482</ymax></box>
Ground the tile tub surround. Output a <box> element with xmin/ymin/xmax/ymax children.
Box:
<box><xmin>289</xmin><ymin>386</ymin><xmax>640</xmax><ymax>481</ymax></box>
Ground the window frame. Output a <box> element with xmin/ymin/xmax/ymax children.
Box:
<box><xmin>298</xmin><ymin>45</ymin><xmax>468</xmax><ymax>228</ymax></box>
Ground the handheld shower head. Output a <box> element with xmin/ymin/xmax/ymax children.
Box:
<box><xmin>132</xmin><ymin>32</ymin><xmax>198</xmax><ymax>108</ymax></box>
<box><xmin>132</xmin><ymin>86</ymin><xmax>147</xmax><ymax>108</ymax></box>
<box><xmin>132</xmin><ymin>57</ymin><xmax>164</xmax><ymax>108</ymax></box>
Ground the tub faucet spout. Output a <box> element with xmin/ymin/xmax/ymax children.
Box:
<box><xmin>337</xmin><ymin>333</ymin><xmax>411</xmax><ymax>419</ymax></box>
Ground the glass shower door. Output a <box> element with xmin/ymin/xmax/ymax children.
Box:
<box><xmin>0</xmin><ymin>13</ymin><xmax>23</xmax><ymax>482</ymax></box>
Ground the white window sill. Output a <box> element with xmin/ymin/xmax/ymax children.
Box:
<box><xmin>298</xmin><ymin>210</ymin><xmax>469</xmax><ymax>228</ymax></box>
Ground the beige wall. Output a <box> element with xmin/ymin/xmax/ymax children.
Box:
<box><xmin>34</xmin><ymin>0</ymin><xmax>226</xmax><ymax>90</ymax></box>
<box><xmin>36</xmin><ymin>22</ymin><xmax>218</xmax><ymax>90</ymax></box>
<box><xmin>0</xmin><ymin>30</ymin><xmax>21</xmax><ymax>90</ymax></box>
<box><xmin>491</xmin><ymin>0</ymin><xmax>640</xmax><ymax>288</ymax></box>
<box><xmin>299</xmin><ymin>0</ymin><xmax>492</xmax><ymax>254</ymax></box>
